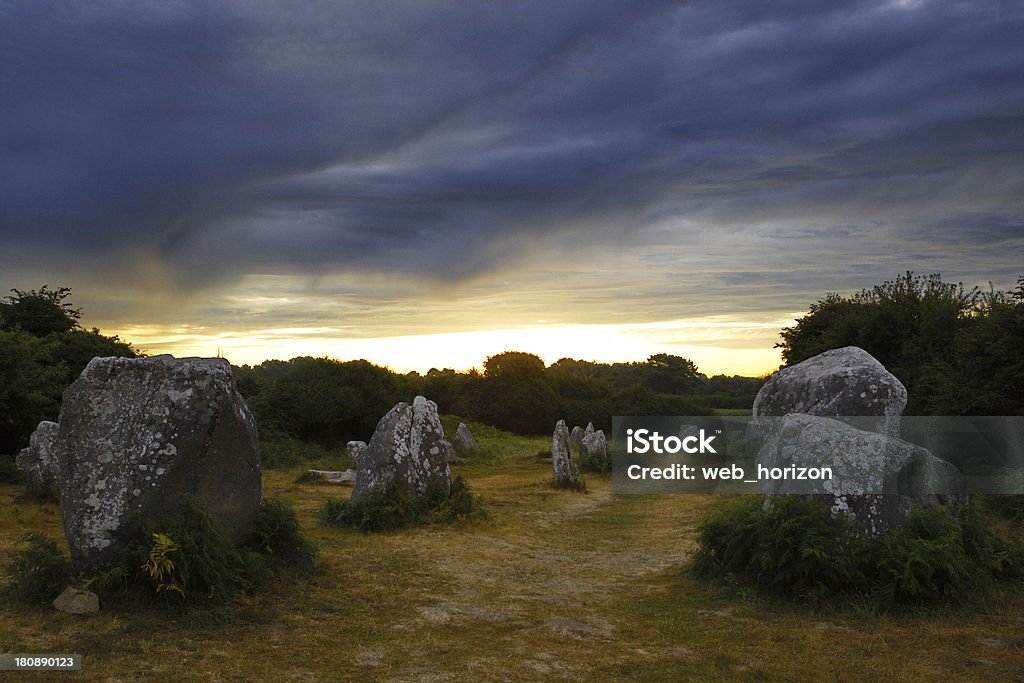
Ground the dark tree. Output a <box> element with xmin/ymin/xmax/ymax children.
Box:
<box><xmin>778</xmin><ymin>272</ymin><xmax>1023</xmax><ymax>415</ymax></box>
<box><xmin>0</xmin><ymin>286</ymin><xmax>82</xmax><ymax>337</ymax></box>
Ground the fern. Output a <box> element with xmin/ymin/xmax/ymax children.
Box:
<box><xmin>142</xmin><ymin>533</ymin><xmax>184</xmax><ymax>597</ymax></box>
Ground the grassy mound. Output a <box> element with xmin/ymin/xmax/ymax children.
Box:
<box><xmin>322</xmin><ymin>475</ymin><xmax>485</xmax><ymax>532</ymax></box>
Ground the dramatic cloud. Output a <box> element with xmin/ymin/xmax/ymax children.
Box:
<box><xmin>2</xmin><ymin>0</ymin><xmax>1022</xmax><ymax>370</ymax></box>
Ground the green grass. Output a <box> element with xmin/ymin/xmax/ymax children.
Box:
<box><xmin>440</xmin><ymin>415</ymin><xmax>544</xmax><ymax>462</ymax></box>
<box><xmin>1</xmin><ymin>435</ymin><xmax>1023</xmax><ymax>681</ymax></box>
<box><xmin>261</xmin><ymin>435</ymin><xmax>354</xmax><ymax>470</ymax></box>
<box><xmin>712</xmin><ymin>407</ymin><xmax>752</xmax><ymax>416</ymax></box>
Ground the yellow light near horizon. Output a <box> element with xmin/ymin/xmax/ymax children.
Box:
<box><xmin>113</xmin><ymin>319</ymin><xmax>787</xmax><ymax>376</ymax></box>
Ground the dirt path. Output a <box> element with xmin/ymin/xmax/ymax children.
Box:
<box><xmin>333</xmin><ymin>474</ymin><xmax>713</xmax><ymax>681</ymax></box>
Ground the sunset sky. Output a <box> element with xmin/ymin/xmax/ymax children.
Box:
<box><xmin>2</xmin><ymin>1</ymin><xmax>1022</xmax><ymax>375</ymax></box>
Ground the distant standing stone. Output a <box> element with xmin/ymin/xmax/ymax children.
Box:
<box><xmin>347</xmin><ymin>440</ymin><xmax>367</xmax><ymax>462</ymax></box>
<box><xmin>569</xmin><ymin>426</ymin><xmax>585</xmax><ymax>451</ymax></box>
<box><xmin>552</xmin><ymin>419</ymin><xmax>581</xmax><ymax>488</ymax></box>
<box><xmin>55</xmin><ymin>355</ymin><xmax>262</xmax><ymax>569</ymax></box>
<box><xmin>452</xmin><ymin>422</ymin><xmax>480</xmax><ymax>458</ymax></box>
<box><xmin>16</xmin><ymin>420</ymin><xmax>60</xmax><ymax>494</ymax></box>
<box><xmin>580</xmin><ymin>429</ymin><xmax>610</xmax><ymax>470</ymax></box>
<box><xmin>584</xmin><ymin>422</ymin><xmax>595</xmax><ymax>437</ymax></box>
<box><xmin>352</xmin><ymin>396</ymin><xmax>452</xmax><ymax>502</ymax></box>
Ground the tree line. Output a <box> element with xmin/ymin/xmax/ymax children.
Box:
<box><xmin>4</xmin><ymin>270</ymin><xmax>1019</xmax><ymax>460</ymax></box>
<box><xmin>234</xmin><ymin>351</ymin><xmax>758</xmax><ymax>446</ymax></box>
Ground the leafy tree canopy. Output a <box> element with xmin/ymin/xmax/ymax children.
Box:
<box><xmin>0</xmin><ymin>286</ymin><xmax>81</xmax><ymax>337</ymax></box>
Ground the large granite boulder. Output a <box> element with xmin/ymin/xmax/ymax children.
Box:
<box><xmin>16</xmin><ymin>420</ymin><xmax>60</xmax><ymax>494</ymax></box>
<box><xmin>55</xmin><ymin>355</ymin><xmax>262</xmax><ymax>569</ymax></box>
<box><xmin>753</xmin><ymin>346</ymin><xmax>907</xmax><ymax>436</ymax></box>
<box><xmin>756</xmin><ymin>414</ymin><xmax>965</xmax><ymax>533</ymax></box>
<box><xmin>552</xmin><ymin>419</ymin><xmax>581</xmax><ymax>488</ymax></box>
<box><xmin>452</xmin><ymin>422</ymin><xmax>480</xmax><ymax>458</ymax></box>
<box><xmin>352</xmin><ymin>396</ymin><xmax>452</xmax><ymax>502</ymax></box>
<box><xmin>752</xmin><ymin>346</ymin><xmax>963</xmax><ymax>533</ymax></box>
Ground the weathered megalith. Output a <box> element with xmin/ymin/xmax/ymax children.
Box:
<box><xmin>552</xmin><ymin>419</ymin><xmax>581</xmax><ymax>488</ymax></box>
<box><xmin>752</xmin><ymin>346</ymin><xmax>963</xmax><ymax>533</ymax></box>
<box><xmin>569</xmin><ymin>426</ymin><xmax>585</xmax><ymax>451</ymax></box>
<box><xmin>16</xmin><ymin>420</ymin><xmax>60</xmax><ymax>494</ymax></box>
<box><xmin>753</xmin><ymin>346</ymin><xmax>907</xmax><ymax>436</ymax></box>
<box><xmin>580</xmin><ymin>429</ymin><xmax>610</xmax><ymax>472</ymax></box>
<box><xmin>352</xmin><ymin>396</ymin><xmax>452</xmax><ymax>502</ymax></box>
<box><xmin>584</xmin><ymin>422</ymin><xmax>596</xmax><ymax>437</ymax></box>
<box><xmin>757</xmin><ymin>414</ymin><xmax>965</xmax><ymax>534</ymax></box>
<box><xmin>55</xmin><ymin>355</ymin><xmax>262</xmax><ymax>568</ymax></box>
<box><xmin>452</xmin><ymin>422</ymin><xmax>480</xmax><ymax>458</ymax></box>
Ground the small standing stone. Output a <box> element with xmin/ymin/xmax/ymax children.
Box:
<box><xmin>569</xmin><ymin>426</ymin><xmax>585</xmax><ymax>451</ymax></box>
<box><xmin>16</xmin><ymin>420</ymin><xmax>60</xmax><ymax>494</ymax></box>
<box><xmin>580</xmin><ymin>429</ymin><xmax>610</xmax><ymax>472</ymax></box>
<box><xmin>452</xmin><ymin>422</ymin><xmax>480</xmax><ymax>458</ymax></box>
<box><xmin>552</xmin><ymin>419</ymin><xmax>581</xmax><ymax>488</ymax></box>
<box><xmin>347</xmin><ymin>441</ymin><xmax>367</xmax><ymax>462</ymax></box>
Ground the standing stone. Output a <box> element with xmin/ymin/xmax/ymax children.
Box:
<box><xmin>16</xmin><ymin>420</ymin><xmax>60</xmax><ymax>494</ymax></box>
<box><xmin>756</xmin><ymin>414</ymin><xmax>964</xmax><ymax>534</ymax></box>
<box><xmin>752</xmin><ymin>346</ymin><xmax>962</xmax><ymax>533</ymax></box>
<box><xmin>569</xmin><ymin>426</ymin><xmax>585</xmax><ymax>450</ymax></box>
<box><xmin>55</xmin><ymin>355</ymin><xmax>262</xmax><ymax>569</ymax></box>
<box><xmin>753</xmin><ymin>346</ymin><xmax>907</xmax><ymax>436</ymax></box>
<box><xmin>580</xmin><ymin>429</ymin><xmax>610</xmax><ymax>472</ymax></box>
<box><xmin>352</xmin><ymin>396</ymin><xmax>452</xmax><ymax>502</ymax></box>
<box><xmin>347</xmin><ymin>440</ymin><xmax>367</xmax><ymax>462</ymax></box>
<box><xmin>552</xmin><ymin>419</ymin><xmax>581</xmax><ymax>488</ymax></box>
<box><xmin>452</xmin><ymin>422</ymin><xmax>480</xmax><ymax>458</ymax></box>
<box><xmin>584</xmin><ymin>422</ymin><xmax>596</xmax><ymax>437</ymax></box>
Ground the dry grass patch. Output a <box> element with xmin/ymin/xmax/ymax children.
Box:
<box><xmin>1</xmin><ymin>444</ymin><xmax>1023</xmax><ymax>681</ymax></box>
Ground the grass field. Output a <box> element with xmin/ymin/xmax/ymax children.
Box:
<box><xmin>2</xmin><ymin>439</ymin><xmax>1023</xmax><ymax>682</ymax></box>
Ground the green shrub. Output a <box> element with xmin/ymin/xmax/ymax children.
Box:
<box><xmin>693</xmin><ymin>496</ymin><xmax>1024</xmax><ymax>608</ymax></box>
<box><xmin>244</xmin><ymin>499</ymin><xmax>318</xmax><ymax>572</ymax></box>
<box><xmin>578</xmin><ymin>446</ymin><xmax>611</xmax><ymax>475</ymax></box>
<box><xmin>1</xmin><ymin>532</ymin><xmax>71</xmax><ymax>605</ymax></box>
<box><xmin>322</xmin><ymin>475</ymin><xmax>484</xmax><ymax>532</ymax></box>
<box><xmin>120</xmin><ymin>498</ymin><xmax>266</xmax><ymax>607</ymax></box>
<box><xmin>261</xmin><ymin>434</ymin><xmax>352</xmax><ymax>470</ymax></box>
<box><xmin>86</xmin><ymin>497</ymin><xmax>316</xmax><ymax>611</ymax></box>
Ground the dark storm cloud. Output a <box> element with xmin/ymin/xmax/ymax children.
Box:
<box><xmin>2</xmin><ymin>0</ymin><xmax>1022</xmax><ymax>298</ymax></box>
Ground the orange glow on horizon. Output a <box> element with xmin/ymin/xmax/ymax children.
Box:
<box><xmin>109</xmin><ymin>317</ymin><xmax>793</xmax><ymax>377</ymax></box>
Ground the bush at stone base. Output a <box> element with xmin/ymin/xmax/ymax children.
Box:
<box><xmin>1</xmin><ymin>533</ymin><xmax>71</xmax><ymax>606</ymax></box>
<box><xmin>693</xmin><ymin>496</ymin><xmax>1024</xmax><ymax>608</ymax></box>
<box><xmin>322</xmin><ymin>475</ymin><xmax>485</xmax><ymax>532</ymax></box>
<box><xmin>1</xmin><ymin>498</ymin><xmax>316</xmax><ymax>614</ymax></box>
